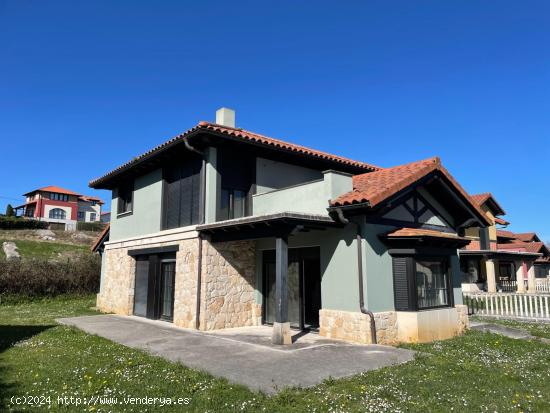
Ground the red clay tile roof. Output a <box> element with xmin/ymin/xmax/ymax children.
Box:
<box><xmin>90</xmin><ymin>122</ymin><xmax>379</xmax><ymax>188</ymax></box>
<box><xmin>91</xmin><ymin>223</ymin><xmax>110</xmax><ymax>253</ymax></box>
<box><xmin>494</xmin><ymin>217</ymin><xmax>510</xmax><ymax>225</ymax></box>
<box><xmin>498</xmin><ymin>241</ymin><xmax>547</xmax><ymax>254</ymax></box>
<box><xmin>469</xmin><ymin>192</ymin><xmax>506</xmax><ymax>216</ymax></box>
<box><xmin>497</xmin><ymin>230</ymin><xmax>517</xmax><ymax>239</ymax></box>
<box><xmin>513</xmin><ymin>232</ymin><xmax>540</xmax><ymax>242</ymax></box>
<box><xmin>385</xmin><ymin>227</ymin><xmax>469</xmax><ymax>241</ymax></box>
<box><xmin>330</xmin><ymin>156</ymin><xmax>491</xmax><ymax>225</ymax></box>
<box><xmin>24</xmin><ymin>185</ymin><xmax>81</xmax><ymax>196</ymax></box>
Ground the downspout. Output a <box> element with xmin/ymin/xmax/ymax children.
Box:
<box><xmin>335</xmin><ymin>208</ymin><xmax>377</xmax><ymax>344</ymax></box>
<box><xmin>184</xmin><ymin>138</ymin><xmax>207</xmax><ymax>330</ymax></box>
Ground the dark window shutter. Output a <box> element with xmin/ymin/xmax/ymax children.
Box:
<box><xmin>393</xmin><ymin>256</ymin><xmax>414</xmax><ymax>311</ymax></box>
<box><xmin>133</xmin><ymin>257</ymin><xmax>150</xmax><ymax>317</ymax></box>
<box><xmin>163</xmin><ymin>157</ymin><xmax>201</xmax><ymax>230</ymax></box>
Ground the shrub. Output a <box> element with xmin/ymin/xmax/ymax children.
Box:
<box><xmin>0</xmin><ymin>216</ymin><xmax>48</xmax><ymax>230</ymax></box>
<box><xmin>0</xmin><ymin>254</ymin><xmax>101</xmax><ymax>298</ymax></box>
<box><xmin>76</xmin><ymin>221</ymin><xmax>106</xmax><ymax>232</ymax></box>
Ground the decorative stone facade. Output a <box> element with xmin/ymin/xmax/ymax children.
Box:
<box><xmin>320</xmin><ymin>307</ymin><xmax>468</xmax><ymax>345</ymax></box>
<box><xmin>97</xmin><ymin>232</ymin><xmax>259</xmax><ymax>331</ymax></box>
<box><xmin>319</xmin><ymin>309</ymin><xmax>398</xmax><ymax>345</ymax></box>
<box><xmin>96</xmin><ymin>247</ymin><xmax>136</xmax><ymax>315</ymax></box>
<box><xmin>199</xmin><ymin>240</ymin><xmax>259</xmax><ymax>330</ymax></box>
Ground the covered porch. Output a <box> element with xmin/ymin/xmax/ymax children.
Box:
<box><xmin>460</xmin><ymin>250</ymin><xmax>542</xmax><ymax>293</ymax></box>
<box><xmin>197</xmin><ymin>212</ymin><xmax>343</xmax><ymax>345</ymax></box>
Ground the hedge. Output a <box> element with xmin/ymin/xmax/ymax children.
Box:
<box><xmin>0</xmin><ymin>216</ymin><xmax>48</xmax><ymax>230</ymax></box>
<box><xmin>76</xmin><ymin>221</ymin><xmax>106</xmax><ymax>232</ymax></box>
<box><xmin>0</xmin><ymin>254</ymin><xmax>100</xmax><ymax>297</ymax></box>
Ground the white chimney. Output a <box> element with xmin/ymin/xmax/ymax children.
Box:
<box><xmin>216</xmin><ymin>107</ymin><xmax>235</xmax><ymax>128</ymax></box>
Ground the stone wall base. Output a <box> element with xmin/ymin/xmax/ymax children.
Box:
<box><xmin>320</xmin><ymin>306</ymin><xmax>468</xmax><ymax>345</ymax></box>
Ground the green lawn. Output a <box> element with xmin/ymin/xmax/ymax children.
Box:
<box><xmin>0</xmin><ymin>239</ymin><xmax>88</xmax><ymax>260</ymax></box>
<box><xmin>2</xmin><ymin>297</ymin><xmax>550</xmax><ymax>412</ymax></box>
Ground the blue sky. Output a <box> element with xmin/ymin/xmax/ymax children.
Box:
<box><xmin>1</xmin><ymin>1</ymin><xmax>549</xmax><ymax>240</ymax></box>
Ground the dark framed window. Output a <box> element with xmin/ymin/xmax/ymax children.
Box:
<box><xmin>219</xmin><ymin>188</ymin><xmax>247</xmax><ymax>220</ymax></box>
<box><xmin>77</xmin><ymin>211</ymin><xmax>85</xmax><ymax>220</ymax></box>
<box><xmin>90</xmin><ymin>212</ymin><xmax>97</xmax><ymax>221</ymax></box>
<box><xmin>117</xmin><ymin>182</ymin><xmax>133</xmax><ymax>215</ymax></box>
<box><xmin>49</xmin><ymin>193</ymin><xmax>69</xmax><ymax>202</ymax></box>
<box><xmin>392</xmin><ymin>256</ymin><xmax>452</xmax><ymax>311</ymax></box>
<box><xmin>49</xmin><ymin>208</ymin><xmax>66</xmax><ymax>220</ymax></box>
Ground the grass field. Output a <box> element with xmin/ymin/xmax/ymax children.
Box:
<box><xmin>0</xmin><ymin>239</ymin><xmax>88</xmax><ymax>260</ymax></box>
<box><xmin>473</xmin><ymin>315</ymin><xmax>550</xmax><ymax>340</ymax></box>
<box><xmin>2</xmin><ymin>296</ymin><xmax>550</xmax><ymax>412</ymax></box>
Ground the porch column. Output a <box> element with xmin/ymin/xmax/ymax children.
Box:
<box><xmin>485</xmin><ymin>259</ymin><xmax>497</xmax><ymax>293</ymax></box>
<box><xmin>272</xmin><ymin>236</ymin><xmax>292</xmax><ymax>345</ymax></box>
<box><xmin>527</xmin><ymin>261</ymin><xmax>536</xmax><ymax>293</ymax></box>
<box><xmin>515</xmin><ymin>261</ymin><xmax>526</xmax><ymax>293</ymax></box>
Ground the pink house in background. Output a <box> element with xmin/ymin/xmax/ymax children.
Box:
<box><xmin>14</xmin><ymin>185</ymin><xmax>104</xmax><ymax>231</ymax></box>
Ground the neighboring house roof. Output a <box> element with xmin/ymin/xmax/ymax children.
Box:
<box><xmin>91</xmin><ymin>224</ymin><xmax>110</xmax><ymax>253</ymax></box>
<box><xmin>329</xmin><ymin>156</ymin><xmax>490</xmax><ymax>225</ymax></box>
<box><xmin>24</xmin><ymin>185</ymin><xmax>81</xmax><ymax>196</ymax></box>
<box><xmin>497</xmin><ymin>229</ymin><xmax>517</xmax><ymax>239</ymax></box>
<box><xmin>513</xmin><ymin>232</ymin><xmax>541</xmax><ymax>243</ymax></box>
<box><xmin>89</xmin><ymin>121</ymin><xmax>380</xmax><ymax>188</ymax></box>
<box><xmin>469</xmin><ymin>192</ymin><xmax>506</xmax><ymax>216</ymax></box>
<box><xmin>498</xmin><ymin>241</ymin><xmax>546</xmax><ymax>254</ymax></box>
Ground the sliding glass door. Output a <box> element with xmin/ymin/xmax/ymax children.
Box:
<box><xmin>263</xmin><ymin>247</ymin><xmax>321</xmax><ymax>330</ymax></box>
<box><xmin>132</xmin><ymin>253</ymin><xmax>176</xmax><ymax>322</ymax></box>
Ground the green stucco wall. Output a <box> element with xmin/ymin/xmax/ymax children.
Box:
<box><xmin>255</xmin><ymin>225</ymin><xmax>359</xmax><ymax>312</ymax></box>
<box><xmin>110</xmin><ymin>168</ymin><xmax>163</xmax><ymax>241</ymax></box>
<box><xmin>361</xmin><ymin>222</ymin><xmax>396</xmax><ymax>312</ymax></box>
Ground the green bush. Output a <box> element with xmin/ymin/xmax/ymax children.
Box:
<box><xmin>76</xmin><ymin>221</ymin><xmax>106</xmax><ymax>232</ymax></box>
<box><xmin>0</xmin><ymin>254</ymin><xmax>100</xmax><ymax>297</ymax></box>
<box><xmin>0</xmin><ymin>216</ymin><xmax>48</xmax><ymax>230</ymax></box>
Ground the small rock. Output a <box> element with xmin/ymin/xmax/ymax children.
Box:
<box><xmin>71</xmin><ymin>232</ymin><xmax>93</xmax><ymax>240</ymax></box>
<box><xmin>3</xmin><ymin>241</ymin><xmax>21</xmax><ymax>260</ymax></box>
<box><xmin>36</xmin><ymin>229</ymin><xmax>56</xmax><ymax>240</ymax></box>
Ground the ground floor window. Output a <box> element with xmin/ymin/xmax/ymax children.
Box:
<box><xmin>460</xmin><ymin>258</ymin><xmax>483</xmax><ymax>283</ymax></box>
<box><xmin>415</xmin><ymin>259</ymin><xmax>449</xmax><ymax>309</ymax></box>
<box><xmin>392</xmin><ymin>255</ymin><xmax>453</xmax><ymax>311</ymax></box>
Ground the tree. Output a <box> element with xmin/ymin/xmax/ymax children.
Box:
<box><xmin>5</xmin><ymin>204</ymin><xmax>14</xmax><ymax>217</ymax></box>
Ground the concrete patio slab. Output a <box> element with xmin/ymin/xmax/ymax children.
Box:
<box><xmin>58</xmin><ymin>315</ymin><xmax>415</xmax><ymax>394</ymax></box>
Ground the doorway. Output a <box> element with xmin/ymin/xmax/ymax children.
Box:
<box><xmin>133</xmin><ymin>253</ymin><xmax>176</xmax><ymax>322</ymax></box>
<box><xmin>262</xmin><ymin>247</ymin><xmax>321</xmax><ymax>330</ymax></box>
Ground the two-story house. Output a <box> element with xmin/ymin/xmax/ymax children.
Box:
<box><xmin>90</xmin><ymin>108</ymin><xmax>489</xmax><ymax>345</ymax></box>
<box><xmin>459</xmin><ymin>193</ymin><xmax>542</xmax><ymax>293</ymax></box>
<box><xmin>14</xmin><ymin>186</ymin><xmax>104</xmax><ymax>230</ymax></box>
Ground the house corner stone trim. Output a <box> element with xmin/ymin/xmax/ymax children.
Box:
<box><xmin>319</xmin><ymin>309</ymin><xmax>398</xmax><ymax>345</ymax></box>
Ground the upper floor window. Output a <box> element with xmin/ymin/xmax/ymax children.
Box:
<box><xmin>49</xmin><ymin>208</ymin><xmax>66</xmax><ymax>220</ymax></box>
<box><xmin>162</xmin><ymin>159</ymin><xmax>201</xmax><ymax>230</ymax></box>
<box><xmin>49</xmin><ymin>193</ymin><xmax>69</xmax><ymax>202</ymax></box>
<box><xmin>91</xmin><ymin>201</ymin><xmax>97</xmax><ymax>206</ymax></box>
<box><xmin>117</xmin><ymin>182</ymin><xmax>133</xmax><ymax>215</ymax></box>
<box><xmin>219</xmin><ymin>189</ymin><xmax>246</xmax><ymax>220</ymax></box>
<box><xmin>90</xmin><ymin>212</ymin><xmax>97</xmax><ymax>221</ymax></box>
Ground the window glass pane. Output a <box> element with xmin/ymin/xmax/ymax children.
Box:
<box><xmin>219</xmin><ymin>189</ymin><xmax>230</xmax><ymax>220</ymax></box>
<box><xmin>233</xmin><ymin>190</ymin><xmax>246</xmax><ymax>219</ymax></box>
<box><xmin>415</xmin><ymin>260</ymin><xmax>448</xmax><ymax>309</ymax></box>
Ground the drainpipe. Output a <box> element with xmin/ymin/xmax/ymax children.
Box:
<box><xmin>334</xmin><ymin>208</ymin><xmax>377</xmax><ymax>344</ymax></box>
<box><xmin>184</xmin><ymin>138</ymin><xmax>206</xmax><ymax>330</ymax></box>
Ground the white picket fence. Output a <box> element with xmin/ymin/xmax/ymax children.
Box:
<box><xmin>463</xmin><ymin>292</ymin><xmax>550</xmax><ymax>320</ymax></box>
<box><xmin>536</xmin><ymin>279</ymin><xmax>550</xmax><ymax>293</ymax></box>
